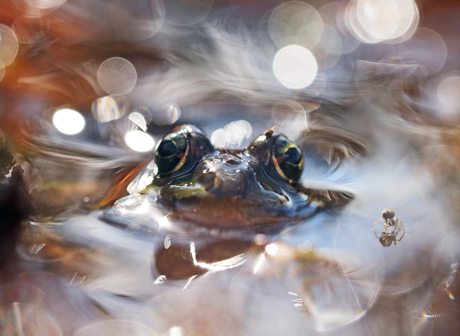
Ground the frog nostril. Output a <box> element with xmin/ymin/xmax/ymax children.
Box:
<box><xmin>225</xmin><ymin>158</ymin><xmax>239</xmax><ymax>165</ymax></box>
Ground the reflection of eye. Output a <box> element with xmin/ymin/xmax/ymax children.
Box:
<box><xmin>155</xmin><ymin>125</ymin><xmax>213</xmax><ymax>178</ymax></box>
<box><xmin>272</xmin><ymin>136</ymin><xmax>304</xmax><ymax>182</ymax></box>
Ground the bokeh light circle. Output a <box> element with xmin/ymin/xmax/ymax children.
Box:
<box><xmin>151</xmin><ymin>105</ymin><xmax>180</xmax><ymax>125</ymax></box>
<box><xmin>436</xmin><ymin>75</ymin><xmax>460</xmax><ymax>120</ymax></box>
<box><xmin>52</xmin><ymin>109</ymin><xmax>85</xmax><ymax>135</ymax></box>
<box><xmin>97</xmin><ymin>57</ymin><xmax>137</xmax><ymax>95</ymax></box>
<box><xmin>273</xmin><ymin>45</ymin><xmax>318</xmax><ymax>89</ymax></box>
<box><xmin>269</xmin><ymin>1</ymin><xmax>323</xmax><ymax>49</ymax></box>
<box><xmin>398</xmin><ymin>28</ymin><xmax>448</xmax><ymax>76</ymax></box>
<box><xmin>0</xmin><ymin>24</ymin><xmax>19</xmax><ymax>66</ymax></box>
<box><xmin>125</xmin><ymin>130</ymin><xmax>155</xmax><ymax>152</ymax></box>
<box><xmin>211</xmin><ymin>120</ymin><xmax>252</xmax><ymax>149</ymax></box>
<box><xmin>346</xmin><ymin>0</ymin><xmax>419</xmax><ymax>44</ymax></box>
<box><xmin>91</xmin><ymin>95</ymin><xmax>128</xmax><ymax>122</ymax></box>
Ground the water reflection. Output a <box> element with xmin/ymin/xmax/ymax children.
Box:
<box><xmin>2</xmin><ymin>0</ymin><xmax>460</xmax><ymax>335</ymax></box>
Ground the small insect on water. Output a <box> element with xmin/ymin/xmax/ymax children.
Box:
<box><xmin>372</xmin><ymin>208</ymin><xmax>406</xmax><ymax>247</ymax></box>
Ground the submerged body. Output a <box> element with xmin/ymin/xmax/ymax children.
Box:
<box><xmin>150</xmin><ymin>124</ymin><xmax>351</xmax><ymax>230</ymax></box>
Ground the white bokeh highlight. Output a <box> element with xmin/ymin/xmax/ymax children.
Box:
<box><xmin>125</xmin><ymin>130</ymin><xmax>155</xmax><ymax>152</ymax></box>
<box><xmin>273</xmin><ymin>45</ymin><xmax>318</xmax><ymax>89</ymax></box>
<box><xmin>52</xmin><ymin>109</ymin><xmax>86</xmax><ymax>135</ymax></box>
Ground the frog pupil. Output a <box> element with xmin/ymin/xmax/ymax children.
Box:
<box><xmin>158</xmin><ymin>140</ymin><xmax>177</xmax><ymax>157</ymax></box>
<box><xmin>285</xmin><ymin>147</ymin><xmax>301</xmax><ymax>164</ymax></box>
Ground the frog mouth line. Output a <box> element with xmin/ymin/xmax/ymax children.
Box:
<box><xmin>158</xmin><ymin>195</ymin><xmax>319</xmax><ymax>229</ymax></box>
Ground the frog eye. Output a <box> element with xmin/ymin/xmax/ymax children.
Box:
<box><xmin>155</xmin><ymin>132</ymin><xmax>188</xmax><ymax>176</ymax></box>
<box><xmin>272</xmin><ymin>136</ymin><xmax>304</xmax><ymax>182</ymax></box>
<box><xmin>155</xmin><ymin>125</ymin><xmax>213</xmax><ymax>178</ymax></box>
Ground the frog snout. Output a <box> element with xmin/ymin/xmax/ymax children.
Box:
<box><xmin>196</xmin><ymin>154</ymin><xmax>254</xmax><ymax>199</ymax></box>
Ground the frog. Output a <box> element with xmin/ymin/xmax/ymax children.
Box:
<box><xmin>150</xmin><ymin>124</ymin><xmax>352</xmax><ymax>231</ymax></box>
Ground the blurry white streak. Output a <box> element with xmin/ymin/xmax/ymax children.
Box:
<box><xmin>97</xmin><ymin>57</ymin><xmax>137</xmax><ymax>95</ymax></box>
<box><xmin>131</xmin><ymin>25</ymin><xmax>297</xmax><ymax>108</ymax></box>
<box><xmin>125</xmin><ymin>130</ymin><xmax>155</xmax><ymax>152</ymax></box>
<box><xmin>69</xmin><ymin>273</ymin><xmax>86</xmax><ymax>287</ymax></box>
<box><xmin>182</xmin><ymin>275</ymin><xmax>197</xmax><ymax>291</ymax></box>
<box><xmin>0</xmin><ymin>24</ymin><xmax>19</xmax><ymax>66</ymax></box>
<box><xmin>273</xmin><ymin>45</ymin><xmax>318</xmax><ymax>89</ymax></box>
<box><xmin>24</xmin><ymin>0</ymin><xmax>66</xmax><ymax>9</ymax></box>
<box><xmin>13</xmin><ymin>302</ymin><xmax>24</xmax><ymax>336</ymax></box>
<box><xmin>190</xmin><ymin>242</ymin><xmax>246</xmax><ymax>273</ymax></box>
<box><xmin>12</xmin><ymin>15</ymin><xmax>50</xmax><ymax>45</ymax></box>
<box><xmin>29</xmin><ymin>243</ymin><xmax>46</xmax><ymax>254</ymax></box>
<box><xmin>52</xmin><ymin>108</ymin><xmax>86</xmax><ymax>135</ymax></box>
<box><xmin>129</xmin><ymin>112</ymin><xmax>148</xmax><ymax>131</ymax></box>
<box><xmin>253</xmin><ymin>253</ymin><xmax>265</xmax><ymax>274</ymax></box>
